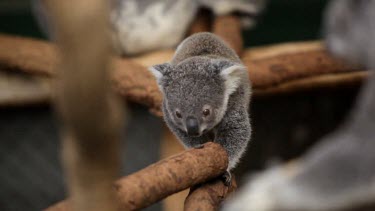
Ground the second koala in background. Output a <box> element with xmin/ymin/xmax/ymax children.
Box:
<box><xmin>150</xmin><ymin>32</ymin><xmax>252</xmax><ymax>183</ymax></box>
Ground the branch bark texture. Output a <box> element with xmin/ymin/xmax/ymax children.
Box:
<box><xmin>46</xmin><ymin>142</ymin><xmax>228</xmax><ymax>211</ymax></box>
<box><xmin>184</xmin><ymin>176</ymin><xmax>237</xmax><ymax>211</ymax></box>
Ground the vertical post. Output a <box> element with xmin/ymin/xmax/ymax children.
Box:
<box><xmin>213</xmin><ymin>15</ymin><xmax>244</xmax><ymax>56</ymax></box>
<box><xmin>45</xmin><ymin>1</ymin><xmax>123</xmax><ymax>211</ymax></box>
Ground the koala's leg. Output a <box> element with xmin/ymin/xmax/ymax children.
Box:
<box><xmin>215</xmin><ymin>107</ymin><xmax>251</xmax><ymax>171</ymax></box>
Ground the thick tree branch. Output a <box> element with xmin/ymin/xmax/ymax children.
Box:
<box><xmin>184</xmin><ymin>176</ymin><xmax>237</xmax><ymax>211</ymax></box>
<box><xmin>46</xmin><ymin>142</ymin><xmax>228</xmax><ymax>211</ymax></box>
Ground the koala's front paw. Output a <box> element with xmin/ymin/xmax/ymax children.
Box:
<box><xmin>222</xmin><ymin>170</ymin><xmax>232</xmax><ymax>187</ymax></box>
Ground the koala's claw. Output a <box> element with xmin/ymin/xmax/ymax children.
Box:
<box><xmin>194</xmin><ymin>144</ymin><xmax>204</xmax><ymax>149</ymax></box>
<box><xmin>222</xmin><ymin>170</ymin><xmax>232</xmax><ymax>186</ymax></box>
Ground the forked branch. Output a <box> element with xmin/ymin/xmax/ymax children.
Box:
<box><xmin>46</xmin><ymin>142</ymin><xmax>229</xmax><ymax>211</ymax></box>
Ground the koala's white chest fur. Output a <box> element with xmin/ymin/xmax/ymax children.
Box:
<box><xmin>111</xmin><ymin>0</ymin><xmax>197</xmax><ymax>55</ymax></box>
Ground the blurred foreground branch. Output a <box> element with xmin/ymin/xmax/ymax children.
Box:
<box><xmin>45</xmin><ymin>0</ymin><xmax>122</xmax><ymax>211</ymax></box>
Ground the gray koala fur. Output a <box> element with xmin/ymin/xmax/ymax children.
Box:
<box><xmin>150</xmin><ymin>32</ymin><xmax>252</xmax><ymax>170</ymax></box>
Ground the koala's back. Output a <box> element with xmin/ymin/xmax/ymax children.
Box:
<box><xmin>171</xmin><ymin>32</ymin><xmax>242</xmax><ymax>65</ymax></box>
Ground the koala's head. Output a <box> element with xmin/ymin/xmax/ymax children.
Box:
<box><xmin>150</xmin><ymin>58</ymin><xmax>245</xmax><ymax>137</ymax></box>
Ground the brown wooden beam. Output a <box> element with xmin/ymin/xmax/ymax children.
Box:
<box><xmin>45</xmin><ymin>142</ymin><xmax>228</xmax><ymax>211</ymax></box>
<box><xmin>184</xmin><ymin>176</ymin><xmax>237</xmax><ymax>211</ymax></box>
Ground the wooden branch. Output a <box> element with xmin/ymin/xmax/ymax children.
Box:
<box><xmin>187</xmin><ymin>8</ymin><xmax>212</xmax><ymax>35</ymax></box>
<box><xmin>0</xmin><ymin>34</ymin><xmax>366</xmax><ymax>115</ymax></box>
<box><xmin>0</xmin><ymin>70</ymin><xmax>50</xmax><ymax>106</ymax></box>
<box><xmin>0</xmin><ymin>35</ymin><xmax>57</xmax><ymax>76</ymax></box>
<box><xmin>111</xmin><ymin>58</ymin><xmax>163</xmax><ymax>116</ymax></box>
<box><xmin>44</xmin><ymin>1</ymin><xmax>122</xmax><ymax>211</ymax></box>
<box><xmin>243</xmin><ymin>46</ymin><xmax>363</xmax><ymax>89</ymax></box>
<box><xmin>184</xmin><ymin>176</ymin><xmax>237</xmax><ymax>211</ymax></box>
<box><xmin>213</xmin><ymin>15</ymin><xmax>243</xmax><ymax>56</ymax></box>
<box><xmin>46</xmin><ymin>142</ymin><xmax>228</xmax><ymax>211</ymax></box>
<box><xmin>254</xmin><ymin>71</ymin><xmax>370</xmax><ymax>96</ymax></box>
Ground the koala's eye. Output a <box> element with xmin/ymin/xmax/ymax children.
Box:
<box><xmin>202</xmin><ymin>109</ymin><xmax>210</xmax><ymax>117</ymax></box>
<box><xmin>175</xmin><ymin>110</ymin><xmax>182</xmax><ymax>118</ymax></box>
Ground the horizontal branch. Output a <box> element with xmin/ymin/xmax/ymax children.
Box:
<box><xmin>254</xmin><ymin>71</ymin><xmax>370</xmax><ymax>96</ymax></box>
<box><xmin>45</xmin><ymin>142</ymin><xmax>228</xmax><ymax>211</ymax></box>
<box><xmin>0</xmin><ymin>34</ymin><xmax>367</xmax><ymax>114</ymax></box>
<box><xmin>0</xmin><ymin>70</ymin><xmax>50</xmax><ymax>106</ymax></box>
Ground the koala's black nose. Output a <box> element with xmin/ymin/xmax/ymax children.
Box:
<box><xmin>186</xmin><ymin>116</ymin><xmax>200</xmax><ymax>136</ymax></box>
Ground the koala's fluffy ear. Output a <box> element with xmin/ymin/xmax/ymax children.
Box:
<box><xmin>148</xmin><ymin>63</ymin><xmax>171</xmax><ymax>83</ymax></box>
<box><xmin>220</xmin><ymin>65</ymin><xmax>246</xmax><ymax>95</ymax></box>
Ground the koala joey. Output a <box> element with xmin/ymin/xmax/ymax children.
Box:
<box><xmin>149</xmin><ymin>32</ymin><xmax>251</xmax><ymax>183</ymax></box>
